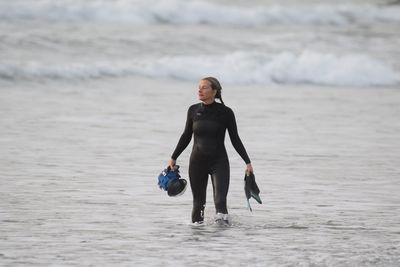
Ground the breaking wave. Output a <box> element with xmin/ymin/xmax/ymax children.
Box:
<box><xmin>1</xmin><ymin>0</ymin><xmax>399</xmax><ymax>26</ymax></box>
<box><xmin>1</xmin><ymin>51</ymin><xmax>399</xmax><ymax>87</ymax></box>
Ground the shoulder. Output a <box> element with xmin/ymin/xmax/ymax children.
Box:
<box><xmin>218</xmin><ymin>103</ymin><xmax>234</xmax><ymax>116</ymax></box>
<box><xmin>214</xmin><ymin>103</ymin><xmax>236</xmax><ymax>124</ymax></box>
<box><xmin>188</xmin><ymin>103</ymin><xmax>201</xmax><ymax>111</ymax></box>
<box><xmin>186</xmin><ymin>103</ymin><xmax>202</xmax><ymax>116</ymax></box>
<box><xmin>190</xmin><ymin>103</ymin><xmax>200</xmax><ymax>108</ymax></box>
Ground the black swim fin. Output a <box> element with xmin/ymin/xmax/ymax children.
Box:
<box><xmin>244</xmin><ymin>172</ymin><xmax>262</xmax><ymax>211</ymax></box>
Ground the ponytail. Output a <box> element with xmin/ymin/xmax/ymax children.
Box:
<box><xmin>218</xmin><ymin>95</ymin><xmax>225</xmax><ymax>105</ymax></box>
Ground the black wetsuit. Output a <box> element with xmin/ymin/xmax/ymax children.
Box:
<box><xmin>171</xmin><ymin>101</ymin><xmax>250</xmax><ymax>223</ymax></box>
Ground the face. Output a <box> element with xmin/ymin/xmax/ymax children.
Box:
<box><xmin>198</xmin><ymin>80</ymin><xmax>216</xmax><ymax>103</ymax></box>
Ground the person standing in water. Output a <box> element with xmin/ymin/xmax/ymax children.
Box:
<box><xmin>168</xmin><ymin>77</ymin><xmax>253</xmax><ymax>224</ymax></box>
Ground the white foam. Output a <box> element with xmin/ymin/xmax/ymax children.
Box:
<box><xmin>1</xmin><ymin>51</ymin><xmax>399</xmax><ymax>87</ymax></box>
<box><xmin>1</xmin><ymin>0</ymin><xmax>400</xmax><ymax>25</ymax></box>
<box><xmin>0</xmin><ymin>61</ymin><xmax>130</xmax><ymax>80</ymax></box>
<box><xmin>142</xmin><ymin>51</ymin><xmax>400</xmax><ymax>87</ymax></box>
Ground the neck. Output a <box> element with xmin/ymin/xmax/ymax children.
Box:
<box><xmin>202</xmin><ymin>99</ymin><xmax>215</xmax><ymax>105</ymax></box>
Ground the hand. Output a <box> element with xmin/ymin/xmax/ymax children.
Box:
<box><xmin>246</xmin><ymin>163</ymin><xmax>253</xmax><ymax>175</ymax></box>
<box><xmin>168</xmin><ymin>159</ymin><xmax>176</xmax><ymax>170</ymax></box>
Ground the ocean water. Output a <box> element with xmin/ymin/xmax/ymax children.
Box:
<box><xmin>1</xmin><ymin>0</ymin><xmax>400</xmax><ymax>266</ymax></box>
<box><xmin>1</xmin><ymin>0</ymin><xmax>400</xmax><ymax>87</ymax></box>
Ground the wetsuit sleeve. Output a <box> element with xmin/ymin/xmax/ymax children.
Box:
<box><xmin>227</xmin><ymin>108</ymin><xmax>251</xmax><ymax>164</ymax></box>
<box><xmin>171</xmin><ymin>106</ymin><xmax>193</xmax><ymax>160</ymax></box>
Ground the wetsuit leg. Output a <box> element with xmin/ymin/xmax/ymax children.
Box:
<box><xmin>210</xmin><ymin>158</ymin><xmax>230</xmax><ymax>214</ymax></box>
<box><xmin>189</xmin><ymin>158</ymin><xmax>209</xmax><ymax>223</ymax></box>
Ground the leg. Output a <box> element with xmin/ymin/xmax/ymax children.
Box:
<box><xmin>189</xmin><ymin>159</ymin><xmax>209</xmax><ymax>223</ymax></box>
<box><xmin>210</xmin><ymin>158</ymin><xmax>230</xmax><ymax>214</ymax></box>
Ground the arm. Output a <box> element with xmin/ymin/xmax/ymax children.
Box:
<box><xmin>227</xmin><ymin>108</ymin><xmax>251</xmax><ymax>165</ymax></box>
<box><xmin>171</xmin><ymin>106</ymin><xmax>193</xmax><ymax>162</ymax></box>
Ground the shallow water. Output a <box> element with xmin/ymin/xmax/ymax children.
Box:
<box><xmin>1</xmin><ymin>78</ymin><xmax>399</xmax><ymax>266</ymax></box>
<box><xmin>1</xmin><ymin>0</ymin><xmax>400</xmax><ymax>265</ymax></box>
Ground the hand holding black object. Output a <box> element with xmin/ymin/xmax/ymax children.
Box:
<box><xmin>245</xmin><ymin>163</ymin><xmax>253</xmax><ymax>175</ymax></box>
<box><xmin>244</xmin><ymin>172</ymin><xmax>262</xmax><ymax>212</ymax></box>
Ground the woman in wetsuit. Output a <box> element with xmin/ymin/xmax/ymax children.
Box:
<box><xmin>168</xmin><ymin>77</ymin><xmax>253</xmax><ymax>224</ymax></box>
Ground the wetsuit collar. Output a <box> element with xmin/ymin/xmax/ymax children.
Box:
<box><xmin>201</xmin><ymin>101</ymin><xmax>217</xmax><ymax>107</ymax></box>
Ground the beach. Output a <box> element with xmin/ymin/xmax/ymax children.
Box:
<box><xmin>1</xmin><ymin>0</ymin><xmax>400</xmax><ymax>266</ymax></box>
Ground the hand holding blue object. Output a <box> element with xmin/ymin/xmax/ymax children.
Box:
<box><xmin>158</xmin><ymin>165</ymin><xmax>187</xmax><ymax>197</ymax></box>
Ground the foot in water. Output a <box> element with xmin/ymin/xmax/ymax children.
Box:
<box><xmin>191</xmin><ymin>221</ymin><xmax>205</xmax><ymax>227</ymax></box>
<box><xmin>215</xmin><ymin>213</ymin><xmax>230</xmax><ymax>226</ymax></box>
